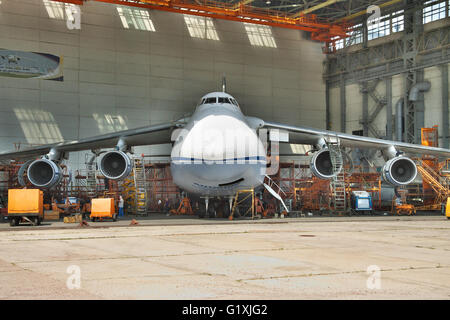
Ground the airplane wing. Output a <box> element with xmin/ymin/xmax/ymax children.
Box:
<box><xmin>0</xmin><ymin>120</ymin><xmax>185</xmax><ymax>161</ymax></box>
<box><xmin>263</xmin><ymin>121</ymin><xmax>450</xmax><ymax>158</ymax></box>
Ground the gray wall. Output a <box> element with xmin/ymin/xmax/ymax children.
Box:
<box><xmin>0</xmin><ymin>0</ymin><xmax>326</xmax><ymax>170</ymax></box>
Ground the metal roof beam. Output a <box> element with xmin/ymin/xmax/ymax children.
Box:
<box><xmin>291</xmin><ymin>0</ymin><xmax>343</xmax><ymax>18</ymax></box>
<box><xmin>335</xmin><ymin>0</ymin><xmax>403</xmax><ymax>22</ymax></box>
<box><xmin>233</xmin><ymin>0</ymin><xmax>255</xmax><ymax>9</ymax></box>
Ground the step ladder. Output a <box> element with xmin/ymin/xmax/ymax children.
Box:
<box><xmin>327</xmin><ymin>138</ymin><xmax>346</xmax><ymax>214</ymax></box>
<box><xmin>85</xmin><ymin>154</ymin><xmax>97</xmax><ymax>199</ymax></box>
<box><xmin>133</xmin><ymin>157</ymin><xmax>148</xmax><ymax>216</ymax></box>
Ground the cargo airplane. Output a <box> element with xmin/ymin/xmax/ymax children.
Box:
<box><xmin>1</xmin><ymin>82</ymin><xmax>449</xmax><ymax>215</ymax></box>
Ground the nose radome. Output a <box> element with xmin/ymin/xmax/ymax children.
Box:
<box><xmin>179</xmin><ymin>115</ymin><xmax>263</xmax><ymax>161</ymax></box>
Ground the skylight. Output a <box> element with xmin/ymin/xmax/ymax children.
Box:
<box><xmin>116</xmin><ymin>6</ymin><xmax>155</xmax><ymax>31</ymax></box>
<box><xmin>43</xmin><ymin>0</ymin><xmax>65</xmax><ymax>20</ymax></box>
<box><xmin>244</xmin><ymin>23</ymin><xmax>277</xmax><ymax>48</ymax></box>
<box><xmin>184</xmin><ymin>15</ymin><xmax>219</xmax><ymax>40</ymax></box>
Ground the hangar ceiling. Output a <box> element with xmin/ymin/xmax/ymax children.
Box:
<box><xmin>56</xmin><ymin>0</ymin><xmax>417</xmax><ymax>43</ymax></box>
<box><xmin>54</xmin><ymin>0</ymin><xmax>430</xmax><ymax>51</ymax></box>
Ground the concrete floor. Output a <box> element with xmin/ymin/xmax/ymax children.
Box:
<box><xmin>0</xmin><ymin>216</ymin><xmax>449</xmax><ymax>299</ymax></box>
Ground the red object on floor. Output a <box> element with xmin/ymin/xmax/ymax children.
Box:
<box><xmin>130</xmin><ymin>219</ymin><xmax>139</xmax><ymax>226</ymax></box>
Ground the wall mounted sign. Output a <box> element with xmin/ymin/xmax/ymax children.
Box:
<box><xmin>0</xmin><ymin>49</ymin><xmax>63</xmax><ymax>81</ymax></box>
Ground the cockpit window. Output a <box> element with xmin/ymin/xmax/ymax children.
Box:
<box><xmin>218</xmin><ymin>97</ymin><xmax>228</xmax><ymax>104</ymax></box>
<box><xmin>205</xmin><ymin>97</ymin><xmax>217</xmax><ymax>104</ymax></box>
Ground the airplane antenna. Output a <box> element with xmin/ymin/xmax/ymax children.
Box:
<box><xmin>222</xmin><ymin>75</ymin><xmax>227</xmax><ymax>92</ymax></box>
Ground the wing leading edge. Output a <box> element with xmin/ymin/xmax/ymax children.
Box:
<box><xmin>264</xmin><ymin>121</ymin><xmax>450</xmax><ymax>158</ymax></box>
<box><xmin>0</xmin><ymin>120</ymin><xmax>184</xmax><ymax>161</ymax></box>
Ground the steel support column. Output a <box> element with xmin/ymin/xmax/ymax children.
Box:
<box><xmin>361</xmin><ymin>82</ymin><xmax>369</xmax><ymax>137</ymax></box>
<box><xmin>340</xmin><ymin>75</ymin><xmax>346</xmax><ymax>133</ymax></box>
<box><xmin>402</xmin><ymin>0</ymin><xmax>424</xmax><ymax>144</ymax></box>
<box><xmin>386</xmin><ymin>77</ymin><xmax>393</xmax><ymax>140</ymax></box>
<box><xmin>441</xmin><ymin>64</ymin><xmax>449</xmax><ymax>148</ymax></box>
<box><xmin>326</xmin><ymin>81</ymin><xmax>331</xmax><ymax>130</ymax></box>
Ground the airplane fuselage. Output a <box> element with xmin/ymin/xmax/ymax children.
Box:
<box><xmin>170</xmin><ymin>92</ymin><xmax>267</xmax><ymax>197</ymax></box>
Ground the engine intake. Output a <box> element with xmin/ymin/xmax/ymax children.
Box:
<box><xmin>310</xmin><ymin>149</ymin><xmax>342</xmax><ymax>180</ymax></box>
<box><xmin>382</xmin><ymin>156</ymin><xmax>417</xmax><ymax>186</ymax></box>
<box><xmin>99</xmin><ymin>150</ymin><xmax>132</xmax><ymax>180</ymax></box>
<box><xmin>27</xmin><ymin>159</ymin><xmax>62</xmax><ymax>188</ymax></box>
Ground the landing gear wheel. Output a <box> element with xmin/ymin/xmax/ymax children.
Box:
<box><xmin>112</xmin><ymin>214</ymin><xmax>117</xmax><ymax>222</ymax></box>
<box><xmin>197</xmin><ymin>203</ymin><xmax>206</xmax><ymax>218</ymax></box>
<box><xmin>10</xmin><ymin>217</ymin><xmax>19</xmax><ymax>226</ymax></box>
<box><xmin>207</xmin><ymin>201</ymin><xmax>216</xmax><ymax>218</ymax></box>
<box><xmin>36</xmin><ymin>217</ymin><xmax>41</xmax><ymax>226</ymax></box>
<box><xmin>233</xmin><ymin>207</ymin><xmax>241</xmax><ymax>219</ymax></box>
<box><xmin>91</xmin><ymin>216</ymin><xmax>96</xmax><ymax>222</ymax></box>
<box><xmin>223</xmin><ymin>202</ymin><xmax>230</xmax><ymax>219</ymax></box>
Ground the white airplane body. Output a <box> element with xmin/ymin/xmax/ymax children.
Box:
<box><xmin>170</xmin><ymin>92</ymin><xmax>267</xmax><ymax>197</ymax></box>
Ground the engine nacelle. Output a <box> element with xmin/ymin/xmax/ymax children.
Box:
<box><xmin>310</xmin><ymin>149</ymin><xmax>342</xmax><ymax>180</ymax></box>
<box><xmin>99</xmin><ymin>150</ymin><xmax>132</xmax><ymax>180</ymax></box>
<box><xmin>382</xmin><ymin>156</ymin><xmax>417</xmax><ymax>186</ymax></box>
<box><xmin>27</xmin><ymin>159</ymin><xmax>62</xmax><ymax>188</ymax></box>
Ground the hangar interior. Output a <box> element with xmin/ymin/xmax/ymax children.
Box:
<box><xmin>0</xmin><ymin>0</ymin><xmax>449</xmax><ymax>222</ymax></box>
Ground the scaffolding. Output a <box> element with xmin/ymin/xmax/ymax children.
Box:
<box><xmin>144</xmin><ymin>161</ymin><xmax>180</xmax><ymax>212</ymax></box>
<box><xmin>230</xmin><ymin>189</ymin><xmax>255</xmax><ymax>220</ymax></box>
<box><xmin>328</xmin><ymin>141</ymin><xmax>347</xmax><ymax>214</ymax></box>
<box><xmin>133</xmin><ymin>157</ymin><xmax>148</xmax><ymax>215</ymax></box>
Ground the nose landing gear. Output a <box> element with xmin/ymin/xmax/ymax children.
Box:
<box><xmin>197</xmin><ymin>197</ymin><xmax>232</xmax><ymax>219</ymax></box>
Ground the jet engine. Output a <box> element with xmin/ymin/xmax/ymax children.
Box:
<box><xmin>27</xmin><ymin>159</ymin><xmax>63</xmax><ymax>188</ymax></box>
<box><xmin>310</xmin><ymin>149</ymin><xmax>342</xmax><ymax>180</ymax></box>
<box><xmin>99</xmin><ymin>150</ymin><xmax>132</xmax><ymax>180</ymax></box>
<box><xmin>382</xmin><ymin>156</ymin><xmax>417</xmax><ymax>186</ymax></box>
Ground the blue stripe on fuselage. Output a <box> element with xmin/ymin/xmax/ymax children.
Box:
<box><xmin>171</xmin><ymin>156</ymin><xmax>266</xmax><ymax>163</ymax></box>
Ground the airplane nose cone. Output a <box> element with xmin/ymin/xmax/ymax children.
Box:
<box><xmin>171</xmin><ymin>114</ymin><xmax>266</xmax><ymax>184</ymax></box>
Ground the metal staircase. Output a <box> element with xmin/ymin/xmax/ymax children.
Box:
<box><xmin>133</xmin><ymin>157</ymin><xmax>148</xmax><ymax>216</ymax></box>
<box><xmin>417</xmin><ymin>160</ymin><xmax>450</xmax><ymax>208</ymax></box>
<box><xmin>327</xmin><ymin>138</ymin><xmax>346</xmax><ymax>214</ymax></box>
<box><xmin>264</xmin><ymin>175</ymin><xmax>289</xmax><ymax>212</ymax></box>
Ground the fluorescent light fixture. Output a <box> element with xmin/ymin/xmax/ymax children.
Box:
<box><xmin>116</xmin><ymin>6</ymin><xmax>155</xmax><ymax>31</ymax></box>
<box><xmin>184</xmin><ymin>15</ymin><xmax>219</xmax><ymax>40</ymax></box>
<box><xmin>244</xmin><ymin>23</ymin><xmax>277</xmax><ymax>48</ymax></box>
